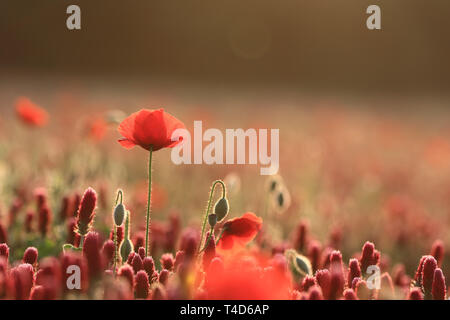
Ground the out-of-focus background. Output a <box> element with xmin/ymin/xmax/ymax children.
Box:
<box><xmin>1</xmin><ymin>0</ymin><xmax>450</xmax><ymax>94</ymax></box>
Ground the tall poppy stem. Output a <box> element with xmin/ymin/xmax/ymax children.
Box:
<box><xmin>198</xmin><ymin>180</ymin><xmax>226</xmax><ymax>254</ymax></box>
<box><xmin>145</xmin><ymin>146</ymin><xmax>153</xmax><ymax>257</ymax></box>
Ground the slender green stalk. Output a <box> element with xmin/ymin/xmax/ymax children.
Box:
<box><xmin>145</xmin><ymin>146</ymin><xmax>153</xmax><ymax>256</ymax></box>
<box><xmin>199</xmin><ymin>227</ymin><xmax>214</xmax><ymax>253</ymax></box>
<box><xmin>113</xmin><ymin>189</ymin><xmax>123</xmax><ymax>276</ymax></box>
<box><xmin>198</xmin><ymin>180</ymin><xmax>226</xmax><ymax>254</ymax></box>
<box><xmin>113</xmin><ymin>225</ymin><xmax>117</xmax><ymax>276</ymax></box>
<box><xmin>215</xmin><ymin>227</ymin><xmax>227</xmax><ymax>245</ymax></box>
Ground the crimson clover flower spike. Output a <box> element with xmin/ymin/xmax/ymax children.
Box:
<box><xmin>23</xmin><ymin>247</ymin><xmax>38</xmax><ymax>266</ymax></box>
<box><xmin>135</xmin><ymin>270</ymin><xmax>149</xmax><ymax>299</ymax></box>
<box><xmin>422</xmin><ymin>255</ymin><xmax>437</xmax><ymax>297</ymax></box>
<box><xmin>83</xmin><ymin>231</ymin><xmax>104</xmax><ymax>280</ymax></box>
<box><xmin>431</xmin><ymin>268</ymin><xmax>446</xmax><ymax>300</ymax></box>
<box><xmin>347</xmin><ymin>258</ymin><xmax>362</xmax><ymax>288</ymax></box>
<box><xmin>75</xmin><ymin>187</ymin><xmax>97</xmax><ymax>237</ymax></box>
<box><xmin>430</xmin><ymin>240</ymin><xmax>444</xmax><ymax>268</ymax></box>
<box><xmin>408</xmin><ymin>287</ymin><xmax>424</xmax><ymax>300</ymax></box>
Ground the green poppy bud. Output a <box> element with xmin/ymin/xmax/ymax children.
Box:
<box><xmin>208</xmin><ymin>213</ymin><xmax>217</xmax><ymax>228</ymax></box>
<box><xmin>214</xmin><ymin>197</ymin><xmax>229</xmax><ymax>222</ymax></box>
<box><xmin>113</xmin><ymin>203</ymin><xmax>126</xmax><ymax>226</ymax></box>
<box><xmin>120</xmin><ymin>238</ymin><xmax>134</xmax><ymax>263</ymax></box>
<box><xmin>285</xmin><ymin>249</ymin><xmax>312</xmax><ymax>282</ymax></box>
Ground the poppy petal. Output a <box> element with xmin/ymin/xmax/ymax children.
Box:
<box><xmin>118</xmin><ymin>138</ymin><xmax>136</xmax><ymax>149</ymax></box>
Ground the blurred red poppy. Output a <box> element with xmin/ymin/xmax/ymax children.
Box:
<box><xmin>88</xmin><ymin>117</ymin><xmax>108</xmax><ymax>141</ymax></box>
<box><xmin>117</xmin><ymin>108</ymin><xmax>185</xmax><ymax>151</ymax></box>
<box><xmin>15</xmin><ymin>97</ymin><xmax>48</xmax><ymax>127</ymax></box>
<box><xmin>217</xmin><ymin>212</ymin><xmax>263</xmax><ymax>250</ymax></box>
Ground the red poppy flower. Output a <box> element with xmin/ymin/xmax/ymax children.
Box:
<box><xmin>88</xmin><ymin>117</ymin><xmax>108</xmax><ymax>141</ymax></box>
<box><xmin>117</xmin><ymin>108</ymin><xmax>185</xmax><ymax>151</ymax></box>
<box><xmin>217</xmin><ymin>212</ymin><xmax>263</xmax><ymax>250</ymax></box>
<box><xmin>15</xmin><ymin>97</ymin><xmax>48</xmax><ymax>127</ymax></box>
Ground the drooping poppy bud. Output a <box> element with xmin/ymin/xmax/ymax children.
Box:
<box><xmin>430</xmin><ymin>240</ymin><xmax>444</xmax><ymax>268</ymax></box>
<box><xmin>120</xmin><ymin>239</ymin><xmax>134</xmax><ymax>263</ymax></box>
<box><xmin>408</xmin><ymin>287</ymin><xmax>424</xmax><ymax>300</ymax></box>
<box><xmin>23</xmin><ymin>247</ymin><xmax>38</xmax><ymax>266</ymax></box>
<box><xmin>75</xmin><ymin>187</ymin><xmax>97</xmax><ymax>236</ymax></box>
<box><xmin>134</xmin><ymin>270</ymin><xmax>149</xmax><ymax>299</ymax></box>
<box><xmin>347</xmin><ymin>258</ymin><xmax>361</xmax><ymax>288</ymax></box>
<box><xmin>113</xmin><ymin>203</ymin><xmax>126</xmax><ymax>226</ymax></box>
<box><xmin>214</xmin><ymin>197</ymin><xmax>229</xmax><ymax>222</ymax></box>
<box><xmin>208</xmin><ymin>214</ymin><xmax>217</xmax><ymax>228</ymax></box>
<box><xmin>422</xmin><ymin>256</ymin><xmax>437</xmax><ymax>297</ymax></box>
<box><xmin>432</xmin><ymin>268</ymin><xmax>446</xmax><ymax>300</ymax></box>
<box><xmin>160</xmin><ymin>253</ymin><xmax>174</xmax><ymax>271</ymax></box>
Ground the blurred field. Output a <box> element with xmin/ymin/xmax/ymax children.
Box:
<box><xmin>2</xmin><ymin>74</ymin><xmax>450</xmax><ymax>281</ymax></box>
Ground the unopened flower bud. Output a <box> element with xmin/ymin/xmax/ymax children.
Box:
<box><xmin>120</xmin><ymin>238</ymin><xmax>134</xmax><ymax>263</ymax></box>
<box><xmin>208</xmin><ymin>214</ymin><xmax>217</xmax><ymax>228</ymax></box>
<box><xmin>214</xmin><ymin>198</ymin><xmax>229</xmax><ymax>222</ymax></box>
<box><xmin>113</xmin><ymin>203</ymin><xmax>125</xmax><ymax>226</ymax></box>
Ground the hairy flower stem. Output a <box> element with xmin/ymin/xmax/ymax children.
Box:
<box><xmin>215</xmin><ymin>227</ymin><xmax>227</xmax><ymax>245</ymax></box>
<box><xmin>145</xmin><ymin>146</ymin><xmax>153</xmax><ymax>257</ymax></box>
<box><xmin>113</xmin><ymin>190</ymin><xmax>123</xmax><ymax>277</ymax></box>
<box><xmin>198</xmin><ymin>180</ymin><xmax>226</xmax><ymax>254</ymax></box>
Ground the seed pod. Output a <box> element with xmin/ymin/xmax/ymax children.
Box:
<box><xmin>208</xmin><ymin>213</ymin><xmax>217</xmax><ymax>228</ymax></box>
<box><xmin>214</xmin><ymin>198</ymin><xmax>229</xmax><ymax>222</ymax></box>
<box><xmin>113</xmin><ymin>203</ymin><xmax>125</xmax><ymax>226</ymax></box>
<box><xmin>120</xmin><ymin>239</ymin><xmax>134</xmax><ymax>263</ymax></box>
